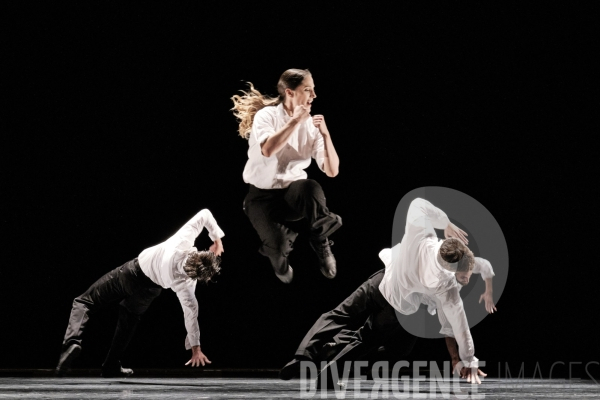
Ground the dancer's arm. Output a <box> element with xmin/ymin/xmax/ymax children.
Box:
<box><xmin>407</xmin><ymin>198</ymin><xmax>450</xmax><ymax>230</ymax></box>
<box><xmin>406</xmin><ymin>198</ymin><xmax>468</xmax><ymax>243</ymax></box>
<box><xmin>172</xmin><ymin>282</ymin><xmax>211</xmax><ymax>367</ymax></box>
<box><xmin>173</xmin><ymin>283</ymin><xmax>201</xmax><ymax>349</ymax></box>
<box><xmin>168</xmin><ymin>209</ymin><xmax>225</xmax><ymax>253</ymax></box>
<box><xmin>312</xmin><ymin>115</ymin><xmax>339</xmax><ymax>177</ymax></box>
<box><xmin>445</xmin><ymin>336</ymin><xmax>487</xmax><ymax>381</ymax></box>
<box><xmin>474</xmin><ymin>258</ymin><xmax>496</xmax><ymax>313</ymax></box>
<box><xmin>445</xmin><ymin>336</ymin><xmax>461</xmax><ymax>370</ymax></box>
<box><xmin>436</xmin><ymin>287</ymin><xmax>481</xmax><ymax>382</ymax></box>
<box><xmin>260</xmin><ymin>105</ymin><xmax>311</xmax><ymax>157</ymax></box>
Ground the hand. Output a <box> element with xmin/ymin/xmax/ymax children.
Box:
<box><xmin>291</xmin><ymin>105</ymin><xmax>311</xmax><ymax>122</ymax></box>
<box><xmin>461</xmin><ymin>367</ymin><xmax>486</xmax><ymax>384</ymax></box>
<box><xmin>185</xmin><ymin>346</ymin><xmax>211</xmax><ymax>367</ymax></box>
<box><xmin>312</xmin><ymin>114</ymin><xmax>329</xmax><ymax>136</ymax></box>
<box><xmin>444</xmin><ymin>223</ymin><xmax>469</xmax><ymax>245</ymax></box>
<box><xmin>479</xmin><ymin>291</ymin><xmax>497</xmax><ymax>313</ymax></box>
<box><xmin>209</xmin><ymin>238</ymin><xmax>224</xmax><ymax>256</ymax></box>
<box><xmin>453</xmin><ymin>361</ymin><xmax>486</xmax><ymax>384</ymax></box>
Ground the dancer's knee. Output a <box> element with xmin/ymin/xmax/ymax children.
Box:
<box><xmin>293</xmin><ymin>179</ymin><xmax>323</xmax><ymax>196</ymax></box>
<box><xmin>73</xmin><ymin>296</ymin><xmax>93</xmax><ymax>311</ymax></box>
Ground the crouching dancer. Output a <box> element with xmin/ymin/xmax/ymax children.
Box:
<box><xmin>280</xmin><ymin>198</ymin><xmax>497</xmax><ymax>385</ymax></box>
<box><xmin>55</xmin><ymin>209</ymin><xmax>225</xmax><ymax>377</ymax></box>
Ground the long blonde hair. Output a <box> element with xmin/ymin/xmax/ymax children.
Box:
<box><xmin>231</xmin><ymin>69</ymin><xmax>311</xmax><ymax>139</ymax></box>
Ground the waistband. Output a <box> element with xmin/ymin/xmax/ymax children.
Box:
<box><xmin>248</xmin><ymin>184</ymin><xmax>288</xmax><ymax>193</ymax></box>
<box><xmin>132</xmin><ymin>258</ymin><xmax>162</xmax><ymax>289</ymax></box>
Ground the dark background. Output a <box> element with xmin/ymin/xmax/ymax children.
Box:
<box><xmin>2</xmin><ymin>2</ymin><xmax>598</xmax><ymax>373</ymax></box>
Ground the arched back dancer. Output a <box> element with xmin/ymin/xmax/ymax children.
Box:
<box><xmin>232</xmin><ymin>69</ymin><xmax>342</xmax><ymax>283</ymax></box>
<box><xmin>55</xmin><ymin>209</ymin><xmax>225</xmax><ymax>377</ymax></box>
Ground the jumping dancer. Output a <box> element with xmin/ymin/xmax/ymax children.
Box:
<box><xmin>55</xmin><ymin>209</ymin><xmax>224</xmax><ymax>377</ymax></box>
<box><xmin>231</xmin><ymin>68</ymin><xmax>342</xmax><ymax>283</ymax></box>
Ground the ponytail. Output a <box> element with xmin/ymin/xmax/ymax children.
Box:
<box><xmin>231</xmin><ymin>83</ymin><xmax>281</xmax><ymax>139</ymax></box>
<box><xmin>231</xmin><ymin>68</ymin><xmax>311</xmax><ymax>140</ymax></box>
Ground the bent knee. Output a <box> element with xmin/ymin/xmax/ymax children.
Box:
<box><xmin>293</xmin><ymin>179</ymin><xmax>324</xmax><ymax>196</ymax></box>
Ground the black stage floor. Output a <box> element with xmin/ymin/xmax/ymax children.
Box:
<box><xmin>1</xmin><ymin>376</ymin><xmax>599</xmax><ymax>399</ymax></box>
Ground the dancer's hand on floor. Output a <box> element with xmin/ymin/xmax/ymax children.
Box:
<box><xmin>209</xmin><ymin>238</ymin><xmax>224</xmax><ymax>256</ymax></box>
<box><xmin>462</xmin><ymin>367</ymin><xmax>486</xmax><ymax>384</ymax></box>
<box><xmin>479</xmin><ymin>291</ymin><xmax>497</xmax><ymax>314</ymax></box>
<box><xmin>453</xmin><ymin>361</ymin><xmax>486</xmax><ymax>384</ymax></box>
<box><xmin>444</xmin><ymin>223</ymin><xmax>469</xmax><ymax>245</ymax></box>
<box><xmin>186</xmin><ymin>346</ymin><xmax>212</xmax><ymax>367</ymax></box>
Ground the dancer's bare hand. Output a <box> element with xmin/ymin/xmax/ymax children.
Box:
<box><xmin>312</xmin><ymin>115</ymin><xmax>329</xmax><ymax>136</ymax></box>
<box><xmin>453</xmin><ymin>361</ymin><xmax>486</xmax><ymax>384</ymax></box>
<box><xmin>209</xmin><ymin>238</ymin><xmax>223</xmax><ymax>256</ymax></box>
<box><xmin>185</xmin><ymin>346</ymin><xmax>211</xmax><ymax>367</ymax></box>
<box><xmin>462</xmin><ymin>367</ymin><xmax>486</xmax><ymax>384</ymax></box>
<box><xmin>479</xmin><ymin>291</ymin><xmax>497</xmax><ymax>313</ymax></box>
<box><xmin>292</xmin><ymin>105</ymin><xmax>311</xmax><ymax>122</ymax></box>
<box><xmin>444</xmin><ymin>223</ymin><xmax>469</xmax><ymax>245</ymax></box>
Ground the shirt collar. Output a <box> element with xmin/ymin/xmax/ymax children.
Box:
<box><xmin>276</xmin><ymin>103</ymin><xmax>290</xmax><ymax>121</ymax></box>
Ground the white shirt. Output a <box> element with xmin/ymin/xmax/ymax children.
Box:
<box><xmin>378</xmin><ymin>249</ymin><xmax>495</xmax><ymax>337</ymax></box>
<box><xmin>138</xmin><ymin>209</ymin><xmax>225</xmax><ymax>350</ymax></box>
<box><xmin>378</xmin><ymin>198</ymin><xmax>485</xmax><ymax>368</ymax></box>
<box><xmin>242</xmin><ymin>103</ymin><xmax>325</xmax><ymax>189</ymax></box>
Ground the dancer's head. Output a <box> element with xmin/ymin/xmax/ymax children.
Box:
<box><xmin>231</xmin><ymin>68</ymin><xmax>313</xmax><ymax>139</ymax></box>
<box><xmin>439</xmin><ymin>238</ymin><xmax>475</xmax><ymax>286</ymax></box>
<box><xmin>183</xmin><ymin>251</ymin><xmax>221</xmax><ymax>284</ymax></box>
<box><xmin>277</xmin><ymin>69</ymin><xmax>315</xmax><ymax>110</ymax></box>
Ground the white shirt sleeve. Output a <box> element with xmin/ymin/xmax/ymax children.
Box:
<box><xmin>253</xmin><ymin>110</ymin><xmax>276</xmax><ymax>147</ymax></box>
<box><xmin>407</xmin><ymin>198</ymin><xmax>451</xmax><ymax>230</ymax></box>
<box><xmin>435</xmin><ymin>287</ymin><xmax>479</xmax><ymax>368</ymax></box>
<box><xmin>378</xmin><ymin>248</ymin><xmax>392</xmax><ymax>268</ymax></box>
<box><xmin>473</xmin><ymin>257</ymin><xmax>495</xmax><ymax>280</ymax></box>
<box><xmin>435</xmin><ymin>300</ymin><xmax>455</xmax><ymax>337</ymax></box>
<box><xmin>171</xmin><ymin>279</ymin><xmax>201</xmax><ymax>350</ymax></box>
<box><xmin>311</xmin><ymin>121</ymin><xmax>326</xmax><ymax>172</ymax></box>
<box><xmin>167</xmin><ymin>209</ymin><xmax>225</xmax><ymax>251</ymax></box>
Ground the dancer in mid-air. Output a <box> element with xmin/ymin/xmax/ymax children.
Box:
<box><xmin>231</xmin><ymin>68</ymin><xmax>342</xmax><ymax>283</ymax></box>
<box><xmin>280</xmin><ymin>198</ymin><xmax>496</xmax><ymax>385</ymax></box>
<box><xmin>55</xmin><ymin>209</ymin><xmax>225</xmax><ymax>378</ymax></box>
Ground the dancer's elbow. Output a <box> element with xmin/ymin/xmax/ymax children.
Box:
<box><xmin>326</xmin><ymin>169</ymin><xmax>339</xmax><ymax>178</ymax></box>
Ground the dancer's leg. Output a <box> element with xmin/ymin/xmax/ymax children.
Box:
<box><xmin>61</xmin><ymin>263</ymin><xmax>130</xmax><ymax>350</ymax></box>
<box><xmin>316</xmin><ymin>280</ymin><xmax>417</xmax><ymax>387</ymax></box>
<box><xmin>284</xmin><ymin>179</ymin><xmax>342</xmax><ymax>278</ymax></box>
<box><xmin>284</xmin><ymin>179</ymin><xmax>342</xmax><ymax>240</ymax></box>
<box><xmin>244</xmin><ymin>186</ymin><xmax>298</xmax><ymax>281</ymax></box>
<box><xmin>320</xmin><ymin>303</ymin><xmax>418</xmax><ymax>374</ymax></box>
<box><xmin>102</xmin><ymin>260</ymin><xmax>162</xmax><ymax>375</ymax></box>
<box><xmin>280</xmin><ymin>270</ymin><xmax>386</xmax><ymax>380</ymax></box>
<box><xmin>295</xmin><ymin>270</ymin><xmax>386</xmax><ymax>360</ymax></box>
<box><xmin>102</xmin><ymin>290</ymin><xmax>161</xmax><ymax>371</ymax></box>
<box><xmin>57</xmin><ymin>260</ymin><xmax>133</xmax><ymax>375</ymax></box>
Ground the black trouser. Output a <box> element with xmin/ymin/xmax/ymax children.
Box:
<box><xmin>295</xmin><ymin>270</ymin><xmax>417</xmax><ymax>368</ymax></box>
<box><xmin>243</xmin><ymin>179</ymin><xmax>342</xmax><ymax>274</ymax></box>
<box><xmin>62</xmin><ymin>258</ymin><xmax>162</xmax><ymax>367</ymax></box>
